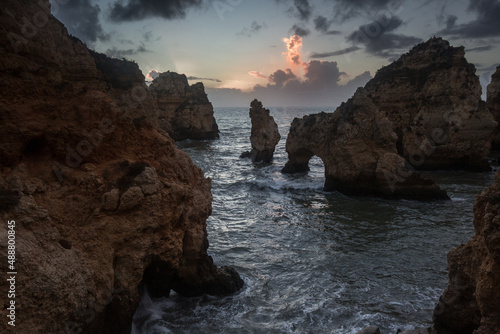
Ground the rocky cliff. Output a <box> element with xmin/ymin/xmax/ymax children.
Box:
<box><xmin>364</xmin><ymin>37</ymin><xmax>495</xmax><ymax>171</ymax></box>
<box><xmin>149</xmin><ymin>71</ymin><xmax>220</xmax><ymax>141</ymax></box>
<box><xmin>283</xmin><ymin>88</ymin><xmax>448</xmax><ymax>200</ymax></box>
<box><xmin>487</xmin><ymin>66</ymin><xmax>500</xmax><ymax>149</ymax></box>
<box><xmin>283</xmin><ymin>37</ymin><xmax>495</xmax><ymax>199</ymax></box>
<box><xmin>433</xmin><ymin>170</ymin><xmax>500</xmax><ymax>334</ymax></box>
<box><xmin>0</xmin><ymin>1</ymin><xmax>241</xmax><ymax>333</ymax></box>
<box><xmin>245</xmin><ymin>99</ymin><xmax>281</xmax><ymax>163</ymax></box>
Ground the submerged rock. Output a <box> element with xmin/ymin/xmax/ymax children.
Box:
<box><xmin>283</xmin><ymin>88</ymin><xmax>449</xmax><ymax>200</ymax></box>
<box><xmin>433</xmin><ymin>170</ymin><xmax>500</xmax><ymax>334</ymax></box>
<box><xmin>244</xmin><ymin>99</ymin><xmax>281</xmax><ymax>163</ymax></box>
<box><xmin>0</xmin><ymin>1</ymin><xmax>241</xmax><ymax>333</ymax></box>
<box><xmin>487</xmin><ymin>66</ymin><xmax>500</xmax><ymax>149</ymax></box>
<box><xmin>149</xmin><ymin>71</ymin><xmax>220</xmax><ymax>140</ymax></box>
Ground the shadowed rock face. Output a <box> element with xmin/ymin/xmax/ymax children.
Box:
<box><xmin>248</xmin><ymin>99</ymin><xmax>281</xmax><ymax>163</ymax></box>
<box><xmin>364</xmin><ymin>37</ymin><xmax>495</xmax><ymax>172</ymax></box>
<box><xmin>149</xmin><ymin>72</ymin><xmax>220</xmax><ymax>141</ymax></box>
<box><xmin>433</xmin><ymin>170</ymin><xmax>500</xmax><ymax>334</ymax></box>
<box><xmin>282</xmin><ymin>88</ymin><xmax>448</xmax><ymax>200</ymax></box>
<box><xmin>0</xmin><ymin>1</ymin><xmax>241</xmax><ymax>334</ymax></box>
<box><xmin>283</xmin><ymin>38</ymin><xmax>496</xmax><ymax>199</ymax></box>
<box><xmin>488</xmin><ymin>66</ymin><xmax>500</xmax><ymax>149</ymax></box>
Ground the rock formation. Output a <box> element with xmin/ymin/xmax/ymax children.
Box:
<box><xmin>433</xmin><ymin>170</ymin><xmax>500</xmax><ymax>334</ymax></box>
<box><xmin>487</xmin><ymin>66</ymin><xmax>500</xmax><ymax>149</ymax></box>
<box><xmin>0</xmin><ymin>1</ymin><xmax>241</xmax><ymax>334</ymax></box>
<box><xmin>282</xmin><ymin>88</ymin><xmax>448</xmax><ymax>200</ymax></box>
<box><xmin>283</xmin><ymin>37</ymin><xmax>496</xmax><ymax>199</ymax></box>
<box><xmin>149</xmin><ymin>71</ymin><xmax>220</xmax><ymax>141</ymax></box>
<box><xmin>363</xmin><ymin>37</ymin><xmax>495</xmax><ymax>171</ymax></box>
<box><xmin>243</xmin><ymin>99</ymin><xmax>281</xmax><ymax>163</ymax></box>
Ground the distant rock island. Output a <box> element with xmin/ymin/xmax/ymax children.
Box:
<box><xmin>0</xmin><ymin>1</ymin><xmax>240</xmax><ymax>334</ymax></box>
<box><xmin>241</xmin><ymin>99</ymin><xmax>281</xmax><ymax>163</ymax></box>
<box><xmin>283</xmin><ymin>37</ymin><xmax>497</xmax><ymax>200</ymax></box>
<box><xmin>149</xmin><ymin>71</ymin><xmax>220</xmax><ymax>141</ymax></box>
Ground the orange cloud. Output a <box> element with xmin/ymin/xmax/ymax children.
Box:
<box><xmin>283</xmin><ymin>35</ymin><xmax>303</xmax><ymax>68</ymax></box>
<box><xmin>248</xmin><ymin>71</ymin><xmax>268</xmax><ymax>79</ymax></box>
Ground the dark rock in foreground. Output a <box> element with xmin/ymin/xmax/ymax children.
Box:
<box><xmin>0</xmin><ymin>1</ymin><xmax>240</xmax><ymax>333</ymax></box>
<box><xmin>433</xmin><ymin>170</ymin><xmax>500</xmax><ymax>334</ymax></box>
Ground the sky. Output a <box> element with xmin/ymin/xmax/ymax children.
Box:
<box><xmin>49</xmin><ymin>0</ymin><xmax>500</xmax><ymax>108</ymax></box>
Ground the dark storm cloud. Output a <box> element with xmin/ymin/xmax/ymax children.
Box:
<box><xmin>346</xmin><ymin>15</ymin><xmax>422</xmax><ymax>58</ymax></box>
<box><xmin>313</xmin><ymin>15</ymin><xmax>341</xmax><ymax>35</ymax></box>
<box><xmin>237</xmin><ymin>21</ymin><xmax>267</xmax><ymax>37</ymax></box>
<box><xmin>293</xmin><ymin>0</ymin><xmax>312</xmax><ymax>21</ymax></box>
<box><xmin>439</xmin><ymin>0</ymin><xmax>500</xmax><ymax>38</ymax></box>
<box><xmin>290</xmin><ymin>24</ymin><xmax>311</xmax><ymax>37</ymax></box>
<box><xmin>109</xmin><ymin>0</ymin><xmax>205</xmax><ymax>22</ymax></box>
<box><xmin>50</xmin><ymin>0</ymin><xmax>109</xmax><ymax>45</ymax></box>
<box><xmin>310</xmin><ymin>46</ymin><xmax>361</xmax><ymax>59</ymax></box>
<box><xmin>331</xmin><ymin>0</ymin><xmax>397</xmax><ymax>22</ymax></box>
<box><xmin>187</xmin><ymin>76</ymin><xmax>222</xmax><ymax>83</ymax></box>
<box><xmin>269</xmin><ymin>69</ymin><xmax>296</xmax><ymax>87</ymax></box>
<box><xmin>105</xmin><ymin>44</ymin><xmax>151</xmax><ymax>58</ymax></box>
<box><xmin>467</xmin><ymin>45</ymin><xmax>494</xmax><ymax>52</ymax></box>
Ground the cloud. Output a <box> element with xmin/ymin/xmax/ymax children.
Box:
<box><xmin>237</xmin><ymin>21</ymin><xmax>267</xmax><ymax>37</ymax></box>
<box><xmin>331</xmin><ymin>0</ymin><xmax>397</xmax><ymax>22</ymax></box>
<box><xmin>269</xmin><ymin>69</ymin><xmax>296</xmax><ymax>87</ymax></box>
<box><xmin>109</xmin><ymin>0</ymin><xmax>205</xmax><ymax>22</ymax></box>
<box><xmin>346</xmin><ymin>15</ymin><xmax>422</xmax><ymax>58</ymax></box>
<box><xmin>50</xmin><ymin>0</ymin><xmax>109</xmax><ymax>45</ymax></box>
<box><xmin>290</xmin><ymin>24</ymin><xmax>311</xmax><ymax>37</ymax></box>
<box><xmin>146</xmin><ymin>69</ymin><xmax>161</xmax><ymax>81</ymax></box>
<box><xmin>105</xmin><ymin>44</ymin><xmax>151</xmax><ymax>58</ymax></box>
<box><xmin>310</xmin><ymin>46</ymin><xmax>361</xmax><ymax>59</ymax></box>
<box><xmin>466</xmin><ymin>45</ymin><xmax>494</xmax><ymax>52</ymax></box>
<box><xmin>187</xmin><ymin>76</ymin><xmax>222</xmax><ymax>83</ymax></box>
<box><xmin>283</xmin><ymin>35</ymin><xmax>304</xmax><ymax>67</ymax></box>
<box><xmin>249</xmin><ymin>71</ymin><xmax>268</xmax><ymax>79</ymax></box>
<box><xmin>439</xmin><ymin>0</ymin><xmax>500</xmax><ymax>38</ymax></box>
<box><xmin>313</xmin><ymin>15</ymin><xmax>341</xmax><ymax>35</ymax></box>
<box><xmin>292</xmin><ymin>0</ymin><xmax>312</xmax><ymax>21</ymax></box>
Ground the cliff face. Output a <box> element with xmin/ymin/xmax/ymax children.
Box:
<box><xmin>248</xmin><ymin>99</ymin><xmax>281</xmax><ymax>163</ymax></box>
<box><xmin>433</xmin><ymin>170</ymin><xmax>500</xmax><ymax>334</ymax></box>
<box><xmin>365</xmin><ymin>37</ymin><xmax>495</xmax><ymax>171</ymax></box>
<box><xmin>0</xmin><ymin>1</ymin><xmax>241</xmax><ymax>334</ymax></box>
<box><xmin>283</xmin><ymin>88</ymin><xmax>448</xmax><ymax>200</ymax></box>
<box><xmin>149</xmin><ymin>72</ymin><xmax>220</xmax><ymax>141</ymax></box>
<box><xmin>487</xmin><ymin>66</ymin><xmax>500</xmax><ymax>149</ymax></box>
<box><xmin>283</xmin><ymin>38</ymin><xmax>495</xmax><ymax>199</ymax></box>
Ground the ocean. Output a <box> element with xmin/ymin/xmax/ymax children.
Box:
<box><xmin>132</xmin><ymin>106</ymin><xmax>494</xmax><ymax>334</ymax></box>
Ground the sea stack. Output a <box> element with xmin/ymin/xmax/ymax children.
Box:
<box><xmin>0</xmin><ymin>1</ymin><xmax>242</xmax><ymax>333</ymax></box>
<box><xmin>433</xmin><ymin>170</ymin><xmax>500</xmax><ymax>334</ymax></box>
<box><xmin>487</xmin><ymin>66</ymin><xmax>500</xmax><ymax>149</ymax></box>
<box><xmin>149</xmin><ymin>71</ymin><xmax>220</xmax><ymax>141</ymax></box>
<box><xmin>246</xmin><ymin>99</ymin><xmax>281</xmax><ymax>163</ymax></box>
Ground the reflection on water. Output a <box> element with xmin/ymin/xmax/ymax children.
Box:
<box><xmin>133</xmin><ymin>107</ymin><xmax>494</xmax><ymax>334</ymax></box>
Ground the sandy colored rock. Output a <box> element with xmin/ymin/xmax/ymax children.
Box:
<box><xmin>433</xmin><ymin>171</ymin><xmax>500</xmax><ymax>334</ymax></box>
<box><xmin>487</xmin><ymin>66</ymin><xmax>500</xmax><ymax>149</ymax></box>
<box><xmin>247</xmin><ymin>99</ymin><xmax>281</xmax><ymax>163</ymax></box>
<box><xmin>0</xmin><ymin>2</ymin><xmax>242</xmax><ymax>334</ymax></box>
<box><xmin>149</xmin><ymin>71</ymin><xmax>219</xmax><ymax>140</ymax></box>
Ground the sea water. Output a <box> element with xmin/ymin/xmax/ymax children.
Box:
<box><xmin>132</xmin><ymin>107</ymin><xmax>494</xmax><ymax>334</ymax></box>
